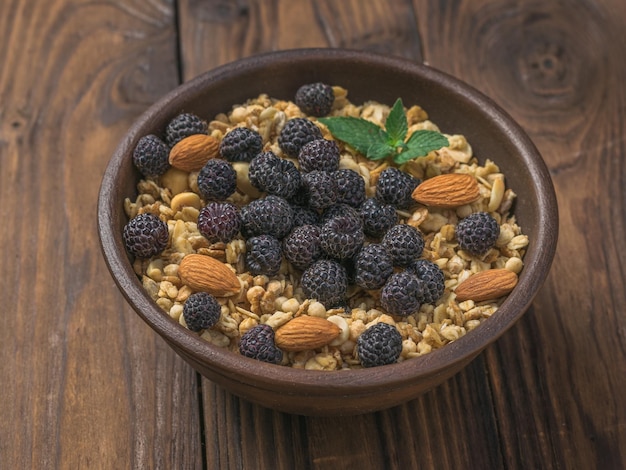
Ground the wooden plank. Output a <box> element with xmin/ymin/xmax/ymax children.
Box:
<box><xmin>202</xmin><ymin>356</ymin><xmax>505</xmax><ymax>469</ymax></box>
<box><xmin>0</xmin><ymin>0</ymin><xmax>203</xmax><ymax>468</ymax></box>
<box><xmin>177</xmin><ymin>0</ymin><xmax>506</xmax><ymax>468</ymax></box>
<box><xmin>413</xmin><ymin>0</ymin><xmax>626</xmax><ymax>467</ymax></box>
<box><xmin>177</xmin><ymin>0</ymin><xmax>423</xmax><ymax>80</ymax></box>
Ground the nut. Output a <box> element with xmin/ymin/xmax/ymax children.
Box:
<box><xmin>170</xmin><ymin>191</ymin><xmax>202</xmax><ymax>213</ymax></box>
<box><xmin>412</xmin><ymin>173</ymin><xmax>480</xmax><ymax>208</ymax></box>
<box><xmin>275</xmin><ymin>315</ymin><xmax>341</xmax><ymax>351</ymax></box>
<box><xmin>454</xmin><ymin>268</ymin><xmax>518</xmax><ymax>302</ymax></box>
<box><xmin>178</xmin><ymin>253</ymin><xmax>240</xmax><ymax>297</ymax></box>
<box><xmin>168</xmin><ymin>134</ymin><xmax>220</xmax><ymax>172</ymax></box>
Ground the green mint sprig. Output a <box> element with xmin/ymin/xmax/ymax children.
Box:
<box><xmin>318</xmin><ymin>98</ymin><xmax>449</xmax><ymax>165</ymax></box>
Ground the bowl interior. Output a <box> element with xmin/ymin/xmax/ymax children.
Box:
<box><xmin>98</xmin><ymin>48</ymin><xmax>558</xmax><ymax>410</ymax></box>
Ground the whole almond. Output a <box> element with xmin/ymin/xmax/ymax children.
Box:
<box><xmin>412</xmin><ymin>173</ymin><xmax>480</xmax><ymax>208</ymax></box>
<box><xmin>275</xmin><ymin>315</ymin><xmax>341</xmax><ymax>352</ymax></box>
<box><xmin>178</xmin><ymin>253</ymin><xmax>240</xmax><ymax>297</ymax></box>
<box><xmin>455</xmin><ymin>268</ymin><xmax>518</xmax><ymax>302</ymax></box>
<box><xmin>169</xmin><ymin>134</ymin><xmax>220</xmax><ymax>172</ymax></box>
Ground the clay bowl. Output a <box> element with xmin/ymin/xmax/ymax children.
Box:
<box><xmin>98</xmin><ymin>48</ymin><xmax>558</xmax><ymax>416</ymax></box>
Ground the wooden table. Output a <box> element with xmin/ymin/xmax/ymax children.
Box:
<box><xmin>2</xmin><ymin>0</ymin><xmax>625</xmax><ymax>468</ymax></box>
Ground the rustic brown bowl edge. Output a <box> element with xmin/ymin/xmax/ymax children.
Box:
<box><xmin>97</xmin><ymin>48</ymin><xmax>558</xmax><ymax>416</ymax></box>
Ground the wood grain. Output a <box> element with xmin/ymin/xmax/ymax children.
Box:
<box><xmin>1</xmin><ymin>0</ymin><xmax>625</xmax><ymax>468</ymax></box>
<box><xmin>178</xmin><ymin>0</ymin><xmax>423</xmax><ymax>79</ymax></box>
<box><xmin>0</xmin><ymin>0</ymin><xmax>202</xmax><ymax>468</ymax></box>
<box><xmin>414</xmin><ymin>0</ymin><xmax>626</xmax><ymax>467</ymax></box>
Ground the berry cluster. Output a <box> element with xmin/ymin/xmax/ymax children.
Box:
<box><xmin>124</xmin><ymin>84</ymin><xmax>505</xmax><ymax>368</ymax></box>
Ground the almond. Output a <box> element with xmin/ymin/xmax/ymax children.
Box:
<box><xmin>412</xmin><ymin>173</ymin><xmax>480</xmax><ymax>208</ymax></box>
<box><xmin>168</xmin><ymin>134</ymin><xmax>220</xmax><ymax>172</ymax></box>
<box><xmin>455</xmin><ymin>268</ymin><xmax>518</xmax><ymax>302</ymax></box>
<box><xmin>178</xmin><ymin>253</ymin><xmax>240</xmax><ymax>297</ymax></box>
<box><xmin>275</xmin><ymin>315</ymin><xmax>341</xmax><ymax>352</ymax></box>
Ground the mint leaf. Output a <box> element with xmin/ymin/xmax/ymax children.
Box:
<box><xmin>367</xmin><ymin>141</ymin><xmax>396</xmax><ymax>160</ymax></box>
<box><xmin>319</xmin><ymin>102</ymin><xmax>449</xmax><ymax>164</ymax></box>
<box><xmin>395</xmin><ymin>130</ymin><xmax>449</xmax><ymax>164</ymax></box>
<box><xmin>384</xmin><ymin>98</ymin><xmax>408</xmax><ymax>146</ymax></box>
<box><xmin>318</xmin><ymin>116</ymin><xmax>389</xmax><ymax>156</ymax></box>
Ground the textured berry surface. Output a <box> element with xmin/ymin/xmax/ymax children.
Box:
<box><xmin>297</xmin><ymin>139</ymin><xmax>340</xmax><ymax>173</ymax></box>
<box><xmin>301</xmin><ymin>259</ymin><xmax>347</xmax><ymax>307</ymax></box>
<box><xmin>320</xmin><ymin>215</ymin><xmax>364</xmax><ymax>259</ymax></box>
<box><xmin>197</xmin><ymin>159</ymin><xmax>237</xmax><ymax>201</ymax></box>
<box><xmin>295</xmin><ymin>82</ymin><xmax>334</xmax><ymax>117</ymax></box>
<box><xmin>248</xmin><ymin>152</ymin><xmax>301</xmax><ymax>199</ymax></box>
<box><xmin>359</xmin><ymin>197</ymin><xmax>397</xmax><ymax>238</ymax></box>
<box><xmin>354</xmin><ymin>244</ymin><xmax>394</xmax><ymax>290</ymax></box>
<box><xmin>123</xmin><ymin>213</ymin><xmax>169</xmax><ymax>258</ymax></box>
<box><xmin>301</xmin><ymin>170</ymin><xmax>337</xmax><ymax>210</ymax></box>
<box><xmin>183</xmin><ymin>292</ymin><xmax>221</xmax><ymax>332</ymax></box>
<box><xmin>132</xmin><ymin>134</ymin><xmax>170</xmax><ymax>177</ymax></box>
<box><xmin>376</xmin><ymin>167</ymin><xmax>421</xmax><ymax>209</ymax></box>
<box><xmin>249</xmin><ymin>151</ymin><xmax>279</xmax><ymax>190</ymax></box>
<box><xmin>240</xmin><ymin>195</ymin><xmax>293</xmax><ymax>239</ymax></box>
<box><xmin>380</xmin><ymin>271</ymin><xmax>423</xmax><ymax>316</ymax></box>
<box><xmin>321</xmin><ymin>203</ymin><xmax>362</xmax><ymax>226</ymax></box>
<box><xmin>333</xmin><ymin>169</ymin><xmax>366</xmax><ymax>207</ymax></box>
<box><xmin>456</xmin><ymin>211</ymin><xmax>500</xmax><ymax>256</ymax></box>
<box><xmin>290</xmin><ymin>205</ymin><xmax>321</xmax><ymax>227</ymax></box>
<box><xmin>246</xmin><ymin>234</ymin><xmax>283</xmax><ymax>276</ymax></box>
<box><xmin>165</xmin><ymin>113</ymin><xmax>207</xmax><ymax>147</ymax></box>
<box><xmin>278</xmin><ymin>117</ymin><xmax>323</xmax><ymax>157</ymax></box>
<box><xmin>239</xmin><ymin>324</ymin><xmax>283</xmax><ymax>364</ymax></box>
<box><xmin>197</xmin><ymin>202</ymin><xmax>241</xmax><ymax>243</ymax></box>
<box><xmin>283</xmin><ymin>224</ymin><xmax>322</xmax><ymax>270</ymax></box>
<box><xmin>382</xmin><ymin>224</ymin><xmax>425</xmax><ymax>266</ymax></box>
<box><xmin>219</xmin><ymin>127</ymin><xmax>263</xmax><ymax>162</ymax></box>
<box><xmin>357</xmin><ymin>322</ymin><xmax>403</xmax><ymax>368</ymax></box>
<box><xmin>407</xmin><ymin>259</ymin><xmax>445</xmax><ymax>305</ymax></box>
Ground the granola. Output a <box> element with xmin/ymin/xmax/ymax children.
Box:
<box><xmin>125</xmin><ymin>86</ymin><xmax>528</xmax><ymax>369</ymax></box>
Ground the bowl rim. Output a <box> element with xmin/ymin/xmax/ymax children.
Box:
<box><xmin>98</xmin><ymin>47</ymin><xmax>558</xmax><ymax>394</ymax></box>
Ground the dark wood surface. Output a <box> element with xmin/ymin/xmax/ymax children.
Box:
<box><xmin>1</xmin><ymin>0</ymin><xmax>624</xmax><ymax>468</ymax></box>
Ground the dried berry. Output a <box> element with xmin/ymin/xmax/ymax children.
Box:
<box><xmin>246</xmin><ymin>234</ymin><xmax>283</xmax><ymax>276</ymax></box>
<box><xmin>283</xmin><ymin>224</ymin><xmax>322</xmax><ymax>270</ymax></box>
<box><xmin>321</xmin><ymin>203</ymin><xmax>362</xmax><ymax>226</ymax></box>
<box><xmin>123</xmin><ymin>213</ymin><xmax>169</xmax><ymax>259</ymax></box>
<box><xmin>357</xmin><ymin>322</ymin><xmax>403</xmax><ymax>368</ymax></box>
<box><xmin>132</xmin><ymin>134</ymin><xmax>170</xmax><ymax>177</ymax></box>
<box><xmin>333</xmin><ymin>169</ymin><xmax>366</xmax><ymax>207</ymax></box>
<box><xmin>248</xmin><ymin>151</ymin><xmax>301</xmax><ymax>199</ymax></box>
<box><xmin>354</xmin><ymin>244</ymin><xmax>394</xmax><ymax>290</ymax></box>
<box><xmin>183</xmin><ymin>292</ymin><xmax>221</xmax><ymax>332</ymax></box>
<box><xmin>197</xmin><ymin>159</ymin><xmax>237</xmax><ymax>201</ymax></box>
<box><xmin>376</xmin><ymin>167</ymin><xmax>421</xmax><ymax>209</ymax></box>
<box><xmin>297</xmin><ymin>139</ymin><xmax>340</xmax><ymax>173</ymax></box>
<box><xmin>406</xmin><ymin>259</ymin><xmax>445</xmax><ymax>305</ymax></box>
<box><xmin>320</xmin><ymin>215</ymin><xmax>364</xmax><ymax>260</ymax></box>
<box><xmin>359</xmin><ymin>197</ymin><xmax>397</xmax><ymax>239</ymax></box>
<box><xmin>219</xmin><ymin>127</ymin><xmax>263</xmax><ymax>162</ymax></box>
<box><xmin>278</xmin><ymin>117</ymin><xmax>323</xmax><ymax>157</ymax></box>
<box><xmin>382</xmin><ymin>224</ymin><xmax>424</xmax><ymax>266</ymax></box>
<box><xmin>301</xmin><ymin>259</ymin><xmax>348</xmax><ymax>308</ymax></box>
<box><xmin>239</xmin><ymin>324</ymin><xmax>283</xmax><ymax>364</ymax></box>
<box><xmin>301</xmin><ymin>170</ymin><xmax>337</xmax><ymax>210</ymax></box>
<box><xmin>290</xmin><ymin>204</ymin><xmax>321</xmax><ymax>228</ymax></box>
<box><xmin>165</xmin><ymin>112</ymin><xmax>207</xmax><ymax>147</ymax></box>
<box><xmin>240</xmin><ymin>195</ymin><xmax>293</xmax><ymax>239</ymax></box>
<box><xmin>456</xmin><ymin>211</ymin><xmax>500</xmax><ymax>256</ymax></box>
<box><xmin>380</xmin><ymin>271</ymin><xmax>424</xmax><ymax>316</ymax></box>
<box><xmin>295</xmin><ymin>82</ymin><xmax>334</xmax><ymax>117</ymax></box>
<box><xmin>197</xmin><ymin>202</ymin><xmax>241</xmax><ymax>244</ymax></box>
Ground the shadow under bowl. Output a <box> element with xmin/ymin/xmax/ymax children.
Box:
<box><xmin>98</xmin><ymin>48</ymin><xmax>558</xmax><ymax>416</ymax></box>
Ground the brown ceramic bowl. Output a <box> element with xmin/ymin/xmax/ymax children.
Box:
<box><xmin>98</xmin><ymin>48</ymin><xmax>558</xmax><ymax>416</ymax></box>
